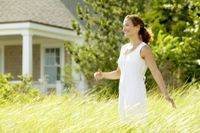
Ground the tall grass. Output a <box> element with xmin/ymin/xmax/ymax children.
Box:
<box><xmin>0</xmin><ymin>82</ymin><xmax>199</xmax><ymax>132</ymax></box>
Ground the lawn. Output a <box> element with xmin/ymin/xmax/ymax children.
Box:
<box><xmin>0</xmin><ymin>82</ymin><xmax>199</xmax><ymax>133</ymax></box>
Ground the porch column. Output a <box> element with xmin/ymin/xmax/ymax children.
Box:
<box><xmin>22</xmin><ymin>32</ymin><xmax>33</xmax><ymax>75</ymax></box>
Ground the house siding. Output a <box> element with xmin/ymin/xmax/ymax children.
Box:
<box><xmin>64</xmin><ymin>48</ymin><xmax>71</xmax><ymax>64</ymax></box>
<box><xmin>4</xmin><ymin>45</ymin><xmax>40</xmax><ymax>80</ymax></box>
<box><xmin>4</xmin><ymin>45</ymin><xmax>22</xmax><ymax>79</ymax></box>
<box><xmin>33</xmin><ymin>44</ymin><xmax>40</xmax><ymax>81</ymax></box>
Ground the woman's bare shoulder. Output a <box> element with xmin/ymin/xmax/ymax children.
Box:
<box><xmin>141</xmin><ymin>44</ymin><xmax>153</xmax><ymax>58</ymax></box>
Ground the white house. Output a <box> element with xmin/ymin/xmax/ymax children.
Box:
<box><xmin>0</xmin><ymin>0</ymin><xmax>88</xmax><ymax>94</ymax></box>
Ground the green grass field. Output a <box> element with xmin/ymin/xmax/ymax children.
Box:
<box><xmin>0</xmin><ymin>82</ymin><xmax>199</xmax><ymax>133</ymax></box>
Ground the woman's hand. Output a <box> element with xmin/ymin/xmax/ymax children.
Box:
<box><xmin>94</xmin><ymin>69</ymin><xmax>103</xmax><ymax>81</ymax></box>
<box><xmin>164</xmin><ymin>95</ymin><xmax>176</xmax><ymax>108</ymax></box>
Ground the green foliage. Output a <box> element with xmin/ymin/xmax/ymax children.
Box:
<box><xmin>65</xmin><ymin>0</ymin><xmax>200</xmax><ymax>93</ymax></box>
<box><xmin>144</xmin><ymin>0</ymin><xmax>200</xmax><ymax>37</ymax></box>
<box><xmin>150</xmin><ymin>31</ymin><xmax>199</xmax><ymax>86</ymax></box>
<box><xmin>62</xmin><ymin>63</ymin><xmax>76</xmax><ymax>93</ymax></box>
<box><xmin>0</xmin><ymin>74</ymin><xmax>14</xmax><ymax>104</ymax></box>
<box><xmin>144</xmin><ymin>0</ymin><xmax>200</xmax><ymax>85</ymax></box>
<box><xmin>0</xmin><ymin>74</ymin><xmax>43</xmax><ymax>105</ymax></box>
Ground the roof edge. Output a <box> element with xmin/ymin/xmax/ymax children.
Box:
<box><xmin>0</xmin><ymin>20</ymin><xmax>74</xmax><ymax>31</ymax></box>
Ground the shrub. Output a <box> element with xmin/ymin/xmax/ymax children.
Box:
<box><xmin>0</xmin><ymin>74</ymin><xmax>43</xmax><ymax>105</ymax></box>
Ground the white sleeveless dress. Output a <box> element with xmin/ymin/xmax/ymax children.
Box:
<box><xmin>117</xmin><ymin>42</ymin><xmax>148</xmax><ymax>122</ymax></box>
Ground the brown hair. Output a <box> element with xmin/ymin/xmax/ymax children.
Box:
<box><xmin>125</xmin><ymin>15</ymin><xmax>153</xmax><ymax>44</ymax></box>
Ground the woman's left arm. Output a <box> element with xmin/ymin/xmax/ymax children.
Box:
<box><xmin>141</xmin><ymin>45</ymin><xmax>176</xmax><ymax>108</ymax></box>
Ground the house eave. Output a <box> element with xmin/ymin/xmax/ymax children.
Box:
<box><xmin>0</xmin><ymin>20</ymin><xmax>73</xmax><ymax>31</ymax></box>
<box><xmin>0</xmin><ymin>22</ymin><xmax>83</xmax><ymax>42</ymax></box>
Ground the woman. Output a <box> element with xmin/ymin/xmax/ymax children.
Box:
<box><xmin>94</xmin><ymin>15</ymin><xmax>176</xmax><ymax>122</ymax></box>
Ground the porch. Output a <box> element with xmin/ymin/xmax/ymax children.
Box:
<box><xmin>0</xmin><ymin>22</ymin><xmax>87</xmax><ymax>95</ymax></box>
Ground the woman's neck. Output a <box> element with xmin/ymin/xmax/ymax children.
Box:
<box><xmin>129</xmin><ymin>35</ymin><xmax>142</xmax><ymax>46</ymax></box>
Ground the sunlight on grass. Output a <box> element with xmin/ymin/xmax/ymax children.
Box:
<box><xmin>0</xmin><ymin>82</ymin><xmax>199</xmax><ymax>132</ymax></box>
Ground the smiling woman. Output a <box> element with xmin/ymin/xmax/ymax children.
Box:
<box><xmin>94</xmin><ymin>14</ymin><xmax>176</xmax><ymax>123</ymax></box>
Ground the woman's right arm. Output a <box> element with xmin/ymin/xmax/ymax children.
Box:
<box><xmin>94</xmin><ymin>45</ymin><xmax>124</xmax><ymax>81</ymax></box>
<box><xmin>94</xmin><ymin>67</ymin><xmax>121</xmax><ymax>80</ymax></box>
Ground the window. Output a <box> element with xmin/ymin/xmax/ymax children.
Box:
<box><xmin>44</xmin><ymin>48</ymin><xmax>61</xmax><ymax>84</ymax></box>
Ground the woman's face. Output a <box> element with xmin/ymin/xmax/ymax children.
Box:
<box><xmin>122</xmin><ymin>18</ymin><xmax>140</xmax><ymax>38</ymax></box>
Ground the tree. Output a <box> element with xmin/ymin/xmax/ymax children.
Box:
<box><xmin>144</xmin><ymin>0</ymin><xmax>200</xmax><ymax>85</ymax></box>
